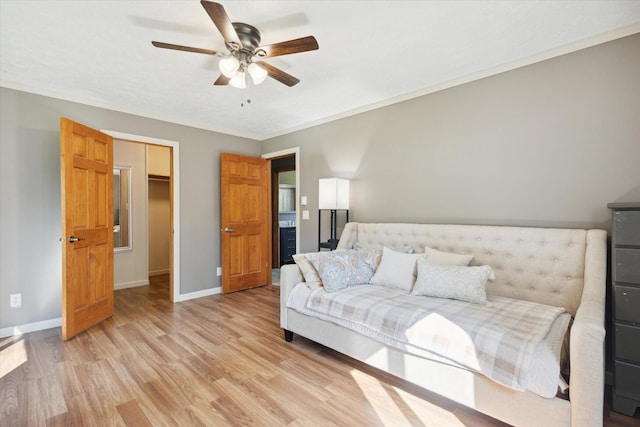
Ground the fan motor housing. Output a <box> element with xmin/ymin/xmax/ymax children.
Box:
<box><xmin>228</xmin><ymin>22</ymin><xmax>261</xmax><ymax>55</ymax></box>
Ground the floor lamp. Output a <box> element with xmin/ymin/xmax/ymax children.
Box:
<box><xmin>318</xmin><ymin>178</ymin><xmax>349</xmax><ymax>250</ymax></box>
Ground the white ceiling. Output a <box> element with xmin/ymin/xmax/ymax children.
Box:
<box><xmin>1</xmin><ymin>1</ymin><xmax>639</xmax><ymax>141</ymax></box>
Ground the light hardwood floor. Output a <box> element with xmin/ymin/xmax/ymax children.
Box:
<box><xmin>1</xmin><ymin>275</ymin><xmax>638</xmax><ymax>426</ymax></box>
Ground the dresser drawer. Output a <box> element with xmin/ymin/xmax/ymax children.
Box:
<box><xmin>615</xmin><ymin>286</ymin><xmax>640</xmax><ymax>324</ymax></box>
<box><xmin>614</xmin><ymin>210</ymin><xmax>640</xmax><ymax>246</ymax></box>
<box><xmin>614</xmin><ymin>249</ymin><xmax>640</xmax><ymax>285</ymax></box>
<box><xmin>615</xmin><ymin>361</ymin><xmax>640</xmax><ymax>401</ymax></box>
<box><xmin>616</xmin><ymin>324</ymin><xmax>640</xmax><ymax>363</ymax></box>
<box><xmin>279</xmin><ymin>228</ymin><xmax>297</xmax><ymax>265</ymax></box>
<box><xmin>280</xmin><ymin>228</ymin><xmax>296</xmax><ymax>236</ymax></box>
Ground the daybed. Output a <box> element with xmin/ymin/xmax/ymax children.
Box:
<box><xmin>280</xmin><ymin>222</ymin><xmax>607</xmax><ymax>427</ymax></box>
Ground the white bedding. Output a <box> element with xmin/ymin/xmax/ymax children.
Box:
<box><xmin>287</xmin><ymin>282</ymin><xmax>569</xmax><ymax>398</ymax></box>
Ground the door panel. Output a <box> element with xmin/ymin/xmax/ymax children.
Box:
<box><xmin>229</xmin><ymin>234</ymin><xmax>244</xmax><ymax>276</ymax></box>
<box><xmin>220</xmin><ymin>153</ymin><xmax>271</xmax><ymax>293</ymax></box>
<box><xmin>229</xmin><ymin>182</ymin><xmax>244</xmax><ymax>223</ymax></box>
<box><xmin>95</xmin><ymin>172</ymin><xmax>108</xmax><ymax>226</ymax></box>
<box><xmin>61</xmin><ymin>118</ymin><xmax>114</xmax><ymax>340</ymax></box>
<box><xmin>248</xmin><ymin>233</ymin><xmax>261</xmax><ymax>272</ymax></box>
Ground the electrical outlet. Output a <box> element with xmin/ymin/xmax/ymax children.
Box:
<box><xmin>10</xmin><ymin>293</ymin><xmax>22</xmax><ymax>308</ymax></box>
<box><xmin>302</xmin><ymin>210</ymin><xmax>310</xmax><ymax>220</ymax></box>
<box><xmin>217</xmin><ymin>267</ymin><xmax>222</xmax><ymax>276</ymax></box>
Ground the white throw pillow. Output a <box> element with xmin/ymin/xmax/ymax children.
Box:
<box><xmin>369</xmin><ymin>247</ymin><xmax>423</xmax><ymax>291</ymax></box>
<box><xmin>423</xmin><ymin>246</ymin><xmax>473</xmax><ymax>266</ymax></box>
<box><xmin>412</xmin><ymin>258</ymin><xmax>494</xmax><ymax>304</ymax></box>
<box><xmin>292</xmin><ymin>253</ymin><xmax>323</xmax><ymax>290</ymax></box>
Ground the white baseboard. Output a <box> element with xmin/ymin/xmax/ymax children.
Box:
<box><xmin>114</xmin><ymin>279</ymin><xmax>149</xmax><ymax>290</ymax></box>
<box><xmin>149</xmin><ymin>269</ymin><xmax>170</xmax><ymax>277</ymax></box>
<box><xmin>0</xmin><ymin>317</ymin><xmax>62</xmax><ymax>338</ymax></box>
<box><xmin>173</xmin><ymin>286</ymin><xmax>221</xmax><ymax>302</ymax></box>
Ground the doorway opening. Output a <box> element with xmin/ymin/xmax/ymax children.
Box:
<box><xmin>262</xmin><ymin>148</ymin><xmax>300</xmax><ymax>284</ymax></box>
<box><xmin>102</xmin><ymin>130</ymin><xmax>180</xmax><ymax>302</ymax></box>
<box><xmin>147</xmin><ymin>144</ymin><xmax>172</xmax><ymax>294</ymax></box>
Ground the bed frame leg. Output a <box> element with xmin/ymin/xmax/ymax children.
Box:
<box><xmin>283</xmin><ymin>329</ymin><xmax>293</xmax><ymax>342</ymax></box>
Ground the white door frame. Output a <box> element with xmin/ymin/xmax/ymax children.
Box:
<box><xmin>262</xmin><ymin>147</ymin><xmax>300</xmax><ymax>256</ymax></box>
<box><xmin>101</xmin><ymin>130</ymin><xmax>181</xmax><ymax>302</ymax></box>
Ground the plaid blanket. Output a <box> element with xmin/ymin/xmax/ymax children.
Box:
<box><xmin>306</xmin><ymin>285</ymin><xmax>567</xmax><ymax>391</ymax></box>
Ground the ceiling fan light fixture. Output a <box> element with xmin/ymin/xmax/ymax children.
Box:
<box><xmin>153</xmin><ymin>2</ymin><xmax>318</xmax><ymax>88</ymax></box>
<box><xmin>219</xmin><ymin>56</ymin><xmax>240</xmax><ymax>78</ymax></box>
<box><xmin>229</xmin><ymin>71</ymin><xmax>246</xmax><ymax>89</ymax></box>
<box><xmin>248</xmin><ymin>63</ymin><xmax>268</xmax><ymax>85</ymax></box>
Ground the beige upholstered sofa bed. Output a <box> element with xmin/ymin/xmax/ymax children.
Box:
<box><xmin>280</xmin><ymin>222</ymin><xmax>607</xmax><ymax>427</ymax></box>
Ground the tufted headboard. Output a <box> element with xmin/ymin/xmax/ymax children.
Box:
<box><xmin>337</xmin><ymin>222</ymin><xmax>607</xmax><ymax>316</ymax></box>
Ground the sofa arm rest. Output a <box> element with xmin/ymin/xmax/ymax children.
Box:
<box><xmin>280</xmin><ymin>264</ymin><xmax>304</xmax><ymax>329</ymax></box>
<box><xmin>569</xmin><ymin>229</ymin><xmax>607</xmax><ymax>427</ymax></box>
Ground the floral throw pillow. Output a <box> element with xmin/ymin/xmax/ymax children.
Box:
<box><xmin>353</xmin><ymin>242</ymin><xmax>383</xmax><ymax>271</ymax></box>
<box><xmin>353</xmin><ymin>242</ymin><xmax>416</xmax><ymax>271</ymax></box>
<box><xmin>317</xmin><ymin>250</ymin><xmax>374</xmax><ymax>292</ymax></box>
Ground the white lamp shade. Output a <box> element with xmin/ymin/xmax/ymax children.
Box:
<box><xmin>219</xmin><ymin>56</ymin><xmax>239</xmax><ymax>78</ymax></box>
<box><xmin>319</xmin><ymin>178</ymin><xmax>349</xmax><ymax>210</ymax></box>
<box><xmin>248</xmin><ymin>63</ymin><xmax>268</xmax><ymax>85</ymax></box>
<box><xmin>229</xmin><ymin>71</ymin><xmax>246</xmax><ymax>88</ymax></box>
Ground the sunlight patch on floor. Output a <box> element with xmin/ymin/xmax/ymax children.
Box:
<box><xmin>0</xmin><ymin>336</ymin><xmax>27</xmax><ymax>378</ymax></box>
<box><xmin>393</xmin><ymin>385</ymin><xmax>466</xmax><ymax>427</ymax></box>
<box><xmin>351</xmin><ymin>369</ymin><xmax>412</xmax><ymax>426</ymax></box>
<box><xmin>350</xmin><ymin>366</ymin><xmax>467</xmax><ymax>427</ymax></box>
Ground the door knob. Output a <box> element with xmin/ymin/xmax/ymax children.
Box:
<box><xmin>69</xmin><ymin>236</ymin><xmax>86</xmax><ymax>243</ymax></box>
<box><xmin>224</xmin><ymin>228</ymin><xmax>235</xmax><ymax>233</ymax></box>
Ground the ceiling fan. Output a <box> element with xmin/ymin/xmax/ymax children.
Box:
<box><xmin>151</xmin><ymin>1</ymin><xmax>319</xmax><ymax>88</ymax></box>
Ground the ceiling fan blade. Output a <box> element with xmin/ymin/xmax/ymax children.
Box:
<box><xmin>255</xmin><ymin>62</ymin><xmax>300</xmax><ymax>87</ymax></box>
<box><xmin>152</xmin><ymin>41</ymin><xmax>221</xmax><ymax>56</ymax></box>
<box><xmin>214</xmin><ymin>74</ymin><xmax>230</xmax><ymax>86</ymax></box>
<box><xmin>258</xmin><ymin>36</ymin><xmax>318</xmax><ymax>58</ymax></box>
<box><xmin>201</xmin><ymin>1</ymin><xmax>242</xmax><ymax>48</ymax></box>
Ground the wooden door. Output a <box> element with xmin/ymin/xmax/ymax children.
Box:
<box><xmin>220</xmin><ymin>153</ymin><xmax>271</xmax><ymax>293</ymax></box>
<box><xmin>60</xmin><ymin>118</ymin><xmax>114</xmax><ymax>340</ymax></box>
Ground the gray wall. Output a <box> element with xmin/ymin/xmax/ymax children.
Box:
<box><xmin>113</xmin><ymin>140</ymin><xmax>148</xmax><ymax>288</ymax></box>
<box><xmin>262</xmin><ymin>33</ymin><xmax>640</xmax><ymax>253</ymax></box>
<box><xmin>2</xmin><ymin>33</ymin><xmax>639</xmax><ymax>331</ymax></box>
<box><xmin>0</xmin><ymin>88</ymin><xmax>260</xmax><ymax>330</ymax></box>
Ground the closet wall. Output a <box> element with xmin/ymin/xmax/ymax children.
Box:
<box><xmin>148</xmin><ymin>145</ymin><xmax>171</xmax><ymax>276</ymax></box>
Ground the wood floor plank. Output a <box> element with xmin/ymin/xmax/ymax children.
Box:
<box><xmin>116</xmin><ymin>399</ymin><xmax>153</xmax><ymax>427</ymax></box>
<box><xmin>159</xmin><ymin>359</ymin><xmax>221</xmax><ymax>404</ymax></box>
<box><xmin>209</xmin><ymin>394</ymin><xmax>254</xmax><ymax>426</ymax></box>
<box><xmin>0</xmin><ymin>366</ymin><xmax>19</xmax><ymax>419</ymax></box>
<box><xmin>179</xmin><ymin>352</ymin><xmax>226</xmax><ymax>385</ymax></box>
<box><xmin>210</xmin><ymin>377</ymin><xmax>287</xmax><ymax>426</ymax></box>
<box><xmin>270</xmin><ymin>368</ymin><xmax>335</xmax><ymax>404</ymax></box>
<box><xmin>0</xmin><ymin>274</ymin><xmax>637</xmax><ymax>426</ymax></box>
<box><xmin>98</xmin><ymin>358</ymin><xmax>145</xmax><ymax>405</ymax></box>
<box><xmin>171</xmin><ymin>399</ymin><xmax>233</xmax><ymax>427</ymax></box>
<box><xmin>116</xmin><ymin>348</ymin><xmax>160</xmax><ymax>386</ymax></box>
<box><xmin>237</xmin><ymin>376</ymin><xmax>300</xmax><ymax>423</ymax></box>
<box><xmin>204</xmin><ymin>344</ymin><xmax>266</xmax><ymax>382</ymax></box>
<box><xmin>35</xmin><ymin>374</ymin><xmax>68</xmax><ymax>420</ymax></box>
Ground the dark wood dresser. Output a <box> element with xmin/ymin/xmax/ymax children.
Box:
<box><xmin>279</xmin><ymin>227</ymin><xmax>296</xmax><ymax>266</ymax></box>
<box><xmin>608</xmin><ymin>202</ymin><xmax>640</xmax><ymax>415</ymax></box>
